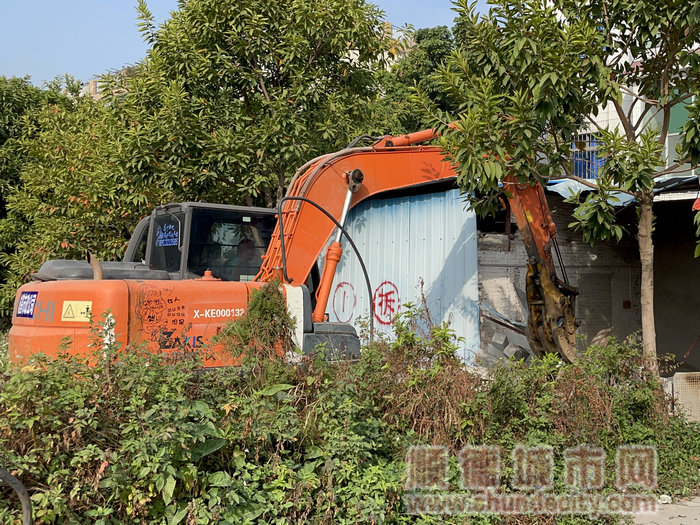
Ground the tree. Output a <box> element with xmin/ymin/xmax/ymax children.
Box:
<box><xmin>0</xmin><ymin>78</ymin><xmax>171</xmax><ymax>308</ymax></box>
<box><xmin>109</xmin><ymin>0</ymin><xmax>393</xmax><ymax>207</ymax></box>
<box><xmin>0</xmin><ymin>77</ymin><xmax>72</xmax><ymax>220</ymax></box>
<box><xmin>379</xmin><ymin>26</ymin><xmax>456</xmax><ymax>132</ymax></box>
<box><xmin>422</xmin><ymin>0</ymin><xmax>700</xmax><ymax>372</ymax></box>
<box><xmin>0</xmin><ymin>0</ymin><xmax>395</xmax><ymax>307</ymax></box>
<box><xmin>0</xmin><ymin>77</ymin><xmax>77</xmax><ymax>309</ymax></box>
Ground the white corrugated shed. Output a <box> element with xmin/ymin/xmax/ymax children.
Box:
<box><xmin>325</xmin><ymin>188</ymin><xmax>480</xmax><ymax>362</ymax></box>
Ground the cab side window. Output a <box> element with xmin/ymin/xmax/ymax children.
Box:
<box><xmin>151</xmin><ymin>215</ymin><xmax>183</xmax><ymax>273</ymax></box>
<box><xmin>133</xmin><ymin>225</ymin><xmax>149</xmax><ymax>263</ymax></box>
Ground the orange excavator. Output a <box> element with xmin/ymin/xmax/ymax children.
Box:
<box><xmin>8</xmin><ymin>128</ymin><xmax>579</xmax><ymax>365</ymax></box>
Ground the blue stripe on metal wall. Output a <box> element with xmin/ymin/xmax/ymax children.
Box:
<box><xmin>327</xmin><ymin>188</ymin><xmax>480</xmax><ymax>362</ymax></box>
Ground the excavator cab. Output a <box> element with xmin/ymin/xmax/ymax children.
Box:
<box><xmin>32</xmin><ymin>202</ymin><xmax>278</xmax><ymax>284</ymax></box>
<box><xmin>125</xmin><ymin>202</ymin><xmax>277</xmax><ymax>282</ymax></box>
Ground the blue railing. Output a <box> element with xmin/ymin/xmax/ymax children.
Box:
<box><xmin>571</xmin><ymin>134</ymin><xmax>604</xmax><ymax>180</ymax></box>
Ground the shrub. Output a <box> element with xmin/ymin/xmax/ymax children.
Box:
<box><xmin>1</xmin><ymin>288</ymin><xmax>699</xmax><ymax>523</ymax></box>
<box><xmin>355</xmin><ymin>302</ymin><xmax>483</xmax><ymax>448</ymax></box>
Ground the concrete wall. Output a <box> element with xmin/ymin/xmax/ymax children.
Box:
<box><xmin>478</xmin><ymin>192</ymin><xmax>643</xmax><ymax>354</ymax></box>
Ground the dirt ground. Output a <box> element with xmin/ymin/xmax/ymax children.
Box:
<box><xmin>633</xmin><ymin>496</ymin><xmax>700</xmax><ymax>524</ymax></box>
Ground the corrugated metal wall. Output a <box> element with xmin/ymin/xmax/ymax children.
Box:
<box><xmin>325</xmin><ymin>188</ymin><xmax>480</xmax><ymax>362</ymax></box>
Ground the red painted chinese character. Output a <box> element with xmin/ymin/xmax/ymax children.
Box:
<box><xmin>332</xmin><ymin>281</ymin><xmax>356</xmax><ymax>323</ymax></box>
<box><xmin>373</xmin><ymin>281</ymin><xmax>400</xmax><ymax>325</ymax></box>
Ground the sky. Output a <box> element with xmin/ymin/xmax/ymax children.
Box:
<box><xmin>0</xmin><ymin>0</ymin><xmax>479</xmax><ymax>86</ymax></box>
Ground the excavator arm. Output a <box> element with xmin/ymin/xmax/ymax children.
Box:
<box><xmin>256</xmin><ymin>128</ymin><xmax>580</xmax><ymax>361</ymax></box>
<box><xmin>504</xmin><ymin>174</ymin><xmax>579</xmax><ymax>361</ymax></box>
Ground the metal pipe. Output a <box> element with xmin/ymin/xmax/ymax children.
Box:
<box><xmin>87</xmin><ymin>252</ymin><xmax>103</xmax><ymax>280</ymax></box>
<box><xmin>334</xmin><ymin>188</ymin><xmax>354</xmax><ymax>243</ymax></box>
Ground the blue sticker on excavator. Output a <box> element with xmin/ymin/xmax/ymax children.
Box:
<box><xmin>16</xmin><ymin>291</ymin><xmax>38</xmax><ymax>318</ymax></box>
<box><xmin>156</xmin><ymin>223</ymin><xmax>179</xmax><ymax>247</ymax></box>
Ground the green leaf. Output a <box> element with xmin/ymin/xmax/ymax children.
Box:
<box><xmin>166</xmin><ymin>504</ymin><xmax>188</xmax><ymax>525</ymax></box>
<box><xmin>193</xmin><ymin>438</ymin><xmax>227</xmax><ymax>462</ymax></box>
<box><xmin>259</xmin><ymin>383</ymin><xmax>295</xmax><ymax>396</ymax></box>
<box><xmin>208</xmin><ymin>471</ymin><xmax>232</xmax><ymax>487</ymax></box>
<box><xmin>162</xmin><ymin>475</ymin><xmax>176</xmax><ymax>505</ymax></box>
<box><xmin>306</xmin><ymin>446</ymin><xmax>323</xmax><ymax>459</ymax></box>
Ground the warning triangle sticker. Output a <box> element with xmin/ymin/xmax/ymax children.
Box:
<box><xmin>63</xmin><ymin>304</ymin><xmax>75</xmax><ymax>319</ymax></box>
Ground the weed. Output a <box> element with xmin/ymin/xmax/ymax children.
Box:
<box><xmin>0</xmin><ymin>288</ymin><xmax>699</xmax><ymax>523</ymax></box>
<box><xmin>355</xmin><ymin>302</ymin><xmax>483</xmax><ymax>449</ymax></box>
<box><xmin>0</xmin><ymin>331</ymin><xmax>7</xmax><ymax>368</ymax></box>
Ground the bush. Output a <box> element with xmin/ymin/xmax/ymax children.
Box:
<box><xmin>0</xmin><ymin>287</ymin><xmax>407</xmax><ymax>524</ymax></box>
<box><xmin>1</xmin><ymin>287</ymin><xmax>699</xmax><ymax>523</ymax></box>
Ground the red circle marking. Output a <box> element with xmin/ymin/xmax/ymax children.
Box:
<box><xmin>373</xmin><ymin>280</ymin><xmax>400</xmax><ymax>325</ymax></box>
<box><xmin>332</xmin><ymin>281</ymin><xmax>356</xmax><ymax>323</ymax></box>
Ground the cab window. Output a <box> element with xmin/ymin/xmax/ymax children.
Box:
<box><xmin>187</xmin><ymin>209</ymin><xmax>275</xmax><ymax>281</ymax></box>
<box><xmin>151</xmin><ymin>213</ymin><xmax>183</xmax><ymax>273</ymax></box>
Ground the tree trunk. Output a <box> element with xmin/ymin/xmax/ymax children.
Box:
<box><xmin>637</xmin><ymin>193</ymin><xmax>659</xmax><ymax>374</ymax></box>
<box><xmin>264</xmin><ymin>187</ymin><xmax>274</xmax><ymax>208</ymax></box>
<box><xmin>277</xmin><ymin>171</ymin><xmax>286</xmax><ymax>205</ymax></box>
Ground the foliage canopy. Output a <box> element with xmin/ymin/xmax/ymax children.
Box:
<box><xmin>120</xmin><ymin>0</ymin><xmax>393</xmax><ymax>205</ymax></box>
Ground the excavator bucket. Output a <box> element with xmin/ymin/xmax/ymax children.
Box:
<box><xmin>525</xmin><ymin>262</ymin><xmax>579</xmax><ymax>362</ymax></box>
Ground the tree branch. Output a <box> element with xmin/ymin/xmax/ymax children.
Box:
<box><xmin>631</xmin><ymin>103</ymin><xmax>653</xmax><ymax>134</ymax></box>
<box><xmin>654</xmin><ymin>157</ymin><xmax>692</xmax><ymax>178</ymax></box>
<box><xmin>612</xmin><ymin>98</ymin><xmax>636</xmax><ymax>141</ymax></box>
<box><xmin>584</xmin><ymin>114</ymin><xmax>606</xmax><ymax>134</ymax></box>
<box><xmin>556</xmin><ymin>157</ymin><xmax>635</xmax><ymax>196</ymax></box>
<box><xmin>620</xmin><ymin>85</ymin><xmax>658</xmax><ymax>106</ymax></box>
<box><xmin>258</xmin><ymin>76</ymin><xmax>271</xmax><ymax>104</ymax></box>
<box><xmin>549</xmin><ymin>121</ymin><xmax>563</xmax><ymax>156</ymax></box>
<box><xmin>658</xmin><ymin>34</ymin><xmax>673</xmax><ymax>146</ymax></box>
<box><xmin>213</xmin><ymin>172</ymin><xmax>238</xmax><ymax>189</ymax></box>
<box><xmin>607</xmin><ymin>26</ymin><xmax>636</xmax><ymax>68</ymax></box>
<box><xmin>565</xmin><ymin>174</ymin><xmax>610</xmax><ymax>191</ymax></box>
<box><xmin>641</xmin><ymin>92</ymin><xmax>694</xmax><ymax>134</ymax></box>
<box><xmin>658</xmin><ymin>105</ymin><xmax>671</xmax><ymax>147</ymax></box>
<box><xmin>601</xmin><ymin>0</ymin><xmax>610</xmax><ymax>28</ymax></box>
<box><xmin>304</xmin><ymin>40</ymin><xmax>324</xmax><ymax>73</ymax></box>
<box><xmin>554</xmin><ymin>157</ymin><xmax>603</xmax><ymax>192</ymax></box>
<box><xmin>258</xmin><ymin>75</ymin><xmax>276</xmax><ymax>121</ymax></box>
<box><xmin>626</xmin><ymin>89</ymin><xmax>640</xmax><ymax>121</ymax></box>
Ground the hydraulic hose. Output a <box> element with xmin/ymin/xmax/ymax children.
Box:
<box><xmin>344</xmin><ymin>134</ymin><xmax>384</xmax><ymax>149</ymax></box>
<box><xmin>277</xmin><ymin>196</ymin><xmax>374</xmax><ymax>341</ymax></box>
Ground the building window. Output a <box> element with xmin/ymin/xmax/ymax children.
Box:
<box><xmin>571</xmin><ymin>133</ymin><xmax>604</xmax><ymax>180</ymax></box>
